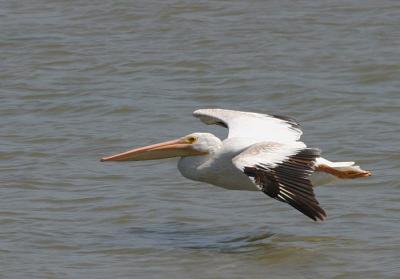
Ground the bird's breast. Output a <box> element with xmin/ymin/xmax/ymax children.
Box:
<box><xmin>178</xmin><ymin>153</ymin><xmax>258</xmax><ymax>191</ymax></box>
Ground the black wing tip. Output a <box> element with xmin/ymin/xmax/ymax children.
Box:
<box><xmin>278</xmin><ymin>147</ymin><xmax>325</xmax><ymax>221</ymax></box>
<box><xmin>244</xmin><ymin>147</ymin><xmax>326</xmax><ymax>222</ymax></box>
<box><xmin>271</xmin><ymin>114</ymin><xmax>301</xmax><ymax>129</ymax></box>
<box><xmin>275</xmin><ymin>186</ymin><xmax>327</xmax><ymax>222</ymax></box>
<box><xmin>311</xmin><ymin>209</ymin><xmax>327</xmax><ymax>222</ymax></box>
<box><xmin>290</xmin><ymin>199</ymin><xmax>327</xmax><ymax>222</ymax></box>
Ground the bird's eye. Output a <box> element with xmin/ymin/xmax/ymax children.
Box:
<box><xmin>187</xmin><ymin>136</ymin><xmax>197</xmax><ymax>143</ymax></box>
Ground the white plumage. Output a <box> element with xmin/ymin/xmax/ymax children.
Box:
<box><xmin>102</xmin><ymin>109</ymin><xmax>371</xmax><ymax>221</ymax></box>
<box><xmin>193</xmin><ymin>108</ymin><xmax>303</xmax><ymax>144</ymax></box>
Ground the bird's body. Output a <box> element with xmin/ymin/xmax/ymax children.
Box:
<box><xmin>178</xmin><ymin>136</ymin><xmax>258</xmax><ymax>191</ymax></box>
<box><xmin>102</xmin><ymin>109</ymin><xmax>371</xmax><ymax>221</ymax></box>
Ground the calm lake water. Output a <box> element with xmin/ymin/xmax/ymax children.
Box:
<box><xmin>1</xmin><ymin>0</ymin><xmax>399</xmax><ymax>278</ymax></box>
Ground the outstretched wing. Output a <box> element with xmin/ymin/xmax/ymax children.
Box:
<box><xmin>193</xmin><ymin>108</ymin><xmax>302</xmax><ymax>144</ymax></box>
<box><xmin>233</xmin><ymin>142</ymin><xmax>326</xmax><ymax>221</ymax></box>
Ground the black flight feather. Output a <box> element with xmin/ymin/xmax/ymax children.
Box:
<box><xmin>243</xmin><ymin>148</ymin><xmax>326</xmax><ymax>221</ymax></box>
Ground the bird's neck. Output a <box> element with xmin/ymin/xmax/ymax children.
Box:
<box><xmin>177</xmin><ymin>139</ymin><xmax>248</xmax><ymax>184</ymax></box>
<box><xmin>177</xmin><ymin>153</ymin><xmax>214</xmax><ymax>182</ymax></box>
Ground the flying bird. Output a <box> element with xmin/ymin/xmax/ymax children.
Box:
<box><xmin>101</xmin><ymin>109</ymin><xmax>371</xmax><ymax>221</ymax></box>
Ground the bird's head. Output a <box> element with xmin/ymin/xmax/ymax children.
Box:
<box><xmin>181</xmin><ymin>132</ymin><xmax>222</xmax><ymax>154</ymax></box>
<box><xmin>100</xmin><ymin>132</ymin><xmax>221</xmax><ymax>162</ymax></box>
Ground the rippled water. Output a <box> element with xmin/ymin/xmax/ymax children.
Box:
<box><xmin>1</xmin><ymin>0</ymin><xmax>399</xmax><ymax>278</ymax></box>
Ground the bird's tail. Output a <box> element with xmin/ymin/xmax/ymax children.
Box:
<box><xmin>315</xmin><ymin>158</ymin><xmax>371</xmax><ymax>179</ymax></box>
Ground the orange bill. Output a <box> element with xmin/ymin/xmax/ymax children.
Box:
<box><xmin>101</xmin><ymin>138</ymin><xmax>205</xmax><ymax>162</ymax></box>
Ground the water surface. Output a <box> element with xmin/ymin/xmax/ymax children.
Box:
<box><xmin>1</xmin><ymin>0</ymin><xmax>399</xmax><ymax>278</ymax></box>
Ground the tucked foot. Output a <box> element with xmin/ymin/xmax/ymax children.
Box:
<box><xmin>316</xmin><ymin>164</ymin><xmax>372</xmax><ymax>179</ymax></box>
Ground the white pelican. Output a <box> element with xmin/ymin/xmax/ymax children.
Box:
<box><xmin>101</xmin><ymin>109</ymin><xmax>371</xmax><ymax>221</ymax></box>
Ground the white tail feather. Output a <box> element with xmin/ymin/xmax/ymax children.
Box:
<box><xmin>327</xmin><ymin>161</ymin><xmax>354</xmax><ymax>167</ymax></box>
<box><xmin>316</xmin><ymin>157</ymin><xmax>357</xmax><ymax>168</ymax></box>
<box><xmin>317</xmin><ymin>159</ymin><xmax>362</xmax><ymax>172</ymax></box>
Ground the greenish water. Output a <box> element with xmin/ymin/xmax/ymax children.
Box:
<box><xmin>1</xmin><ymin>1</ymin><xmax>399</xmax><ymax>278</ymax></box>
